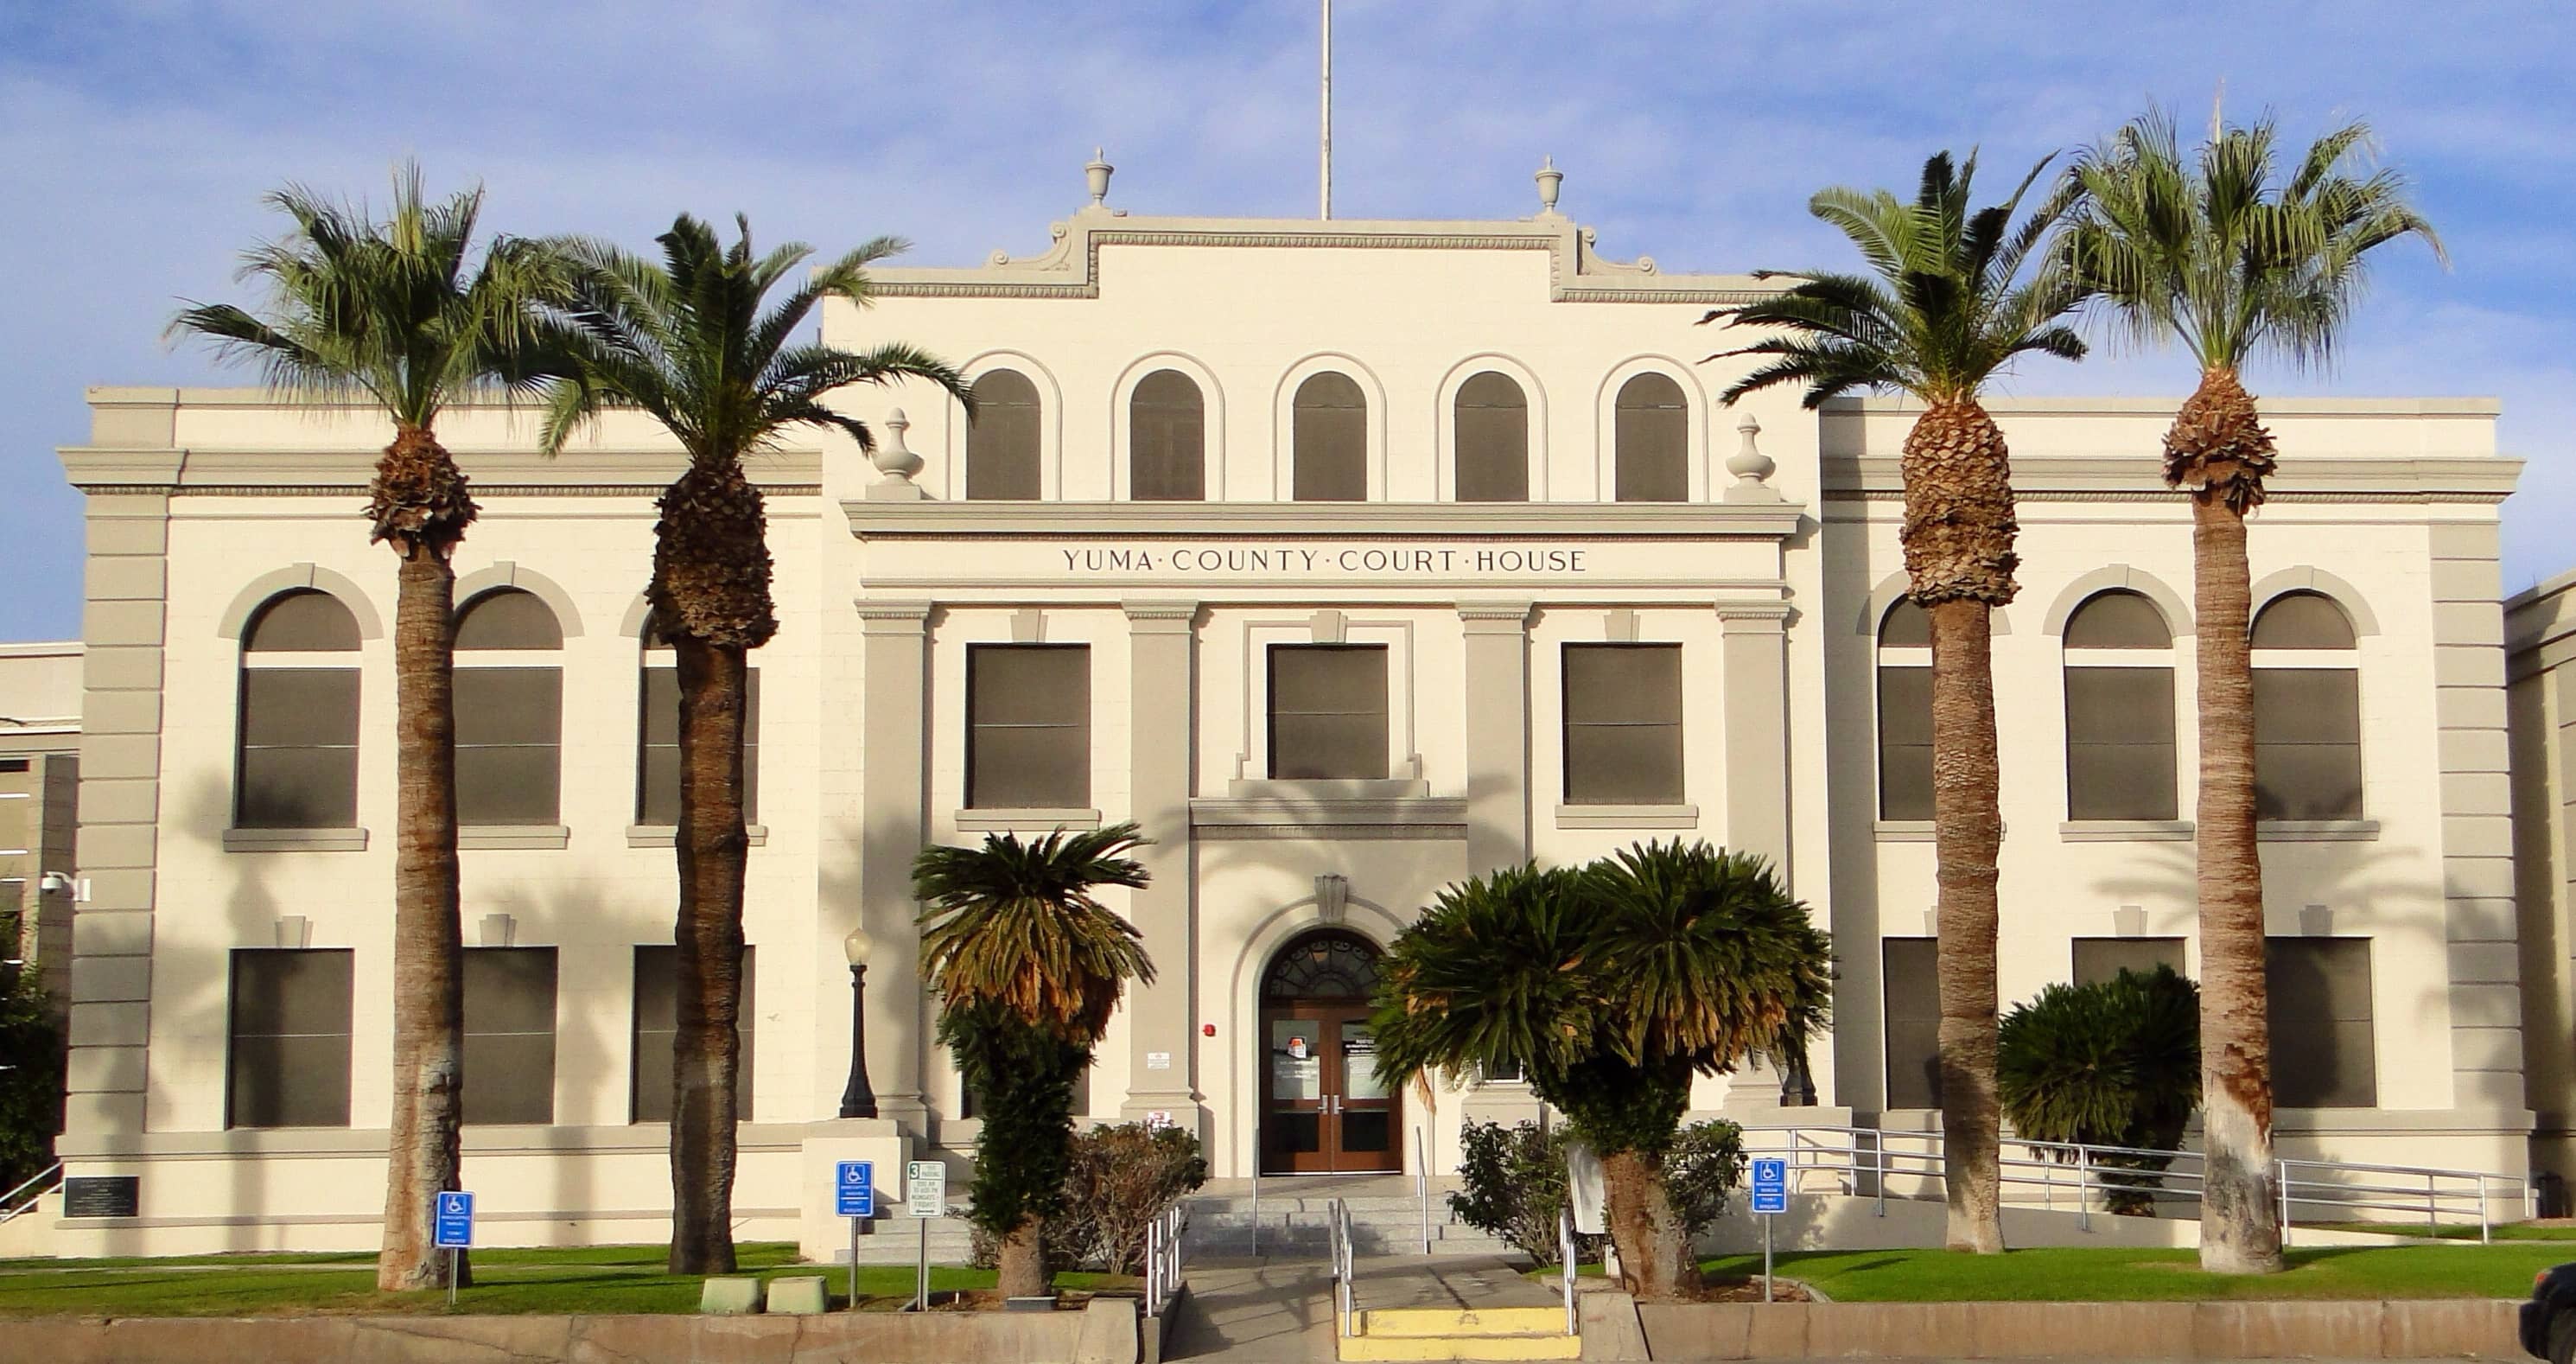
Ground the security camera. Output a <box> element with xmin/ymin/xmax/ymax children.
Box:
<box><xmin>36</xmin><ymin>872</ymin><xmax>73</xmax><ymax>894</ymax></box>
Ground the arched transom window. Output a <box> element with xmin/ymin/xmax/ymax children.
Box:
<box><xmin>1130</xmin><ymin>368</ymin><xmax>1206</xmax><ymax>501</ymax></box>
<box><xmin>1613</xmin><ymin>373</ymin><xmax>1688</xmax><ymax>502</ymax></box>
<box><xmin>1263</xmin><ymin>929</ymin><xmax>1383</xmax><ymax>1000</ymax></box>
<box><xmin>1293</xmin><ymin>373</ymin><xmax>1368</xmax><ymax>501</ymax></box>
<box><xmin>1453</xmin><ymin>371</ymin><xmax>1529</xmax><ymax>502</ymax></box>
<box><xmin>2063</xmin><ymin>590</ymin><xmax>2177</xmax><ymax>820</ymax></box>
<box><xmin>964</xmin><ymin>369</ymin><xmax>1041</xmax><ymax>500</ymax></box>
<box><xmin>2251</xmin><ymin>590</ymin><xmax>2362</xmax><ymax>819</ymax></box>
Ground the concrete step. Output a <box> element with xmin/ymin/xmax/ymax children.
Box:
<box><xmin>1364</xmin><ymin>1307</ymin><xmax>1569</xmax><ymax>1338</ymax></box>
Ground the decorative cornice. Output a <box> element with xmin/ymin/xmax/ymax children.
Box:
<box><xmin>862</xmin><ymin>214</ymin><xmax>1773</xmax><ymax>307</ymax></box>
<box><xmin>845</xmin><ymin>500</ymin><xmax>1804</xmax><ymax>539</ymax></box>
<box><xmin>60</xmin><ymin>444</ymin><xmax>824</xmax><ymax>495</ymax></box>
<box><xmin>1820</xmin><ymin>454</ymin><xmax>2521</xmax><ymax>503</ymax></box>
<box><xmin>853</xmin><ymin>599</ymin><xmax>935</xmax><ymax>624</ymax></box>
<box><xmin>1455</xmin><ymin>599</ymin><xmax>1536</xmax><ymax>624</ymax></box>
<box><xmin>1121</xmin><ymin>598</ymin><xmax>1202</xmax><ymax>622</ymax></box>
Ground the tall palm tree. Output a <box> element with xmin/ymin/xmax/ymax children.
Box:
<box><xmin>538</xmin><ymin>214</ymin><xmax>971</xmax><ymax>1273</ymax></box>
<box><xmin>2064</xmin><ymin>109</ymin><xmax>2440</xmax><ymax>1274</ymax></box>
<box><xmin>171</xmin><ymin>164</ymin><xmax>557</xmax><ymax>1291</ymax></box>
<box><xmin>914</xmin><ymin>825</ymin><xmax>1156</xmax><ymax>1300</ymax></box>
<box><xmin>1701</xmin><ymin>151</ymin><xmax>2090</xmax><ymax>1252</ymax></box>
<box><xmin>1372</xmin><ymin>845</ymin><xmax>1833</xmax><ymax>1300</ymax></box>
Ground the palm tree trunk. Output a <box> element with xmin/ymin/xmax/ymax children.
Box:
<box><xmin>1600</xmin><ymin>1147</ymin><xmax>1701</xmax><ymax>1301</ymax></box>
<box><xmin>1927</xmin><ymin>596</ymin><xmax>2005</xmax><ymax>1253</ymax></box>
<box><xmin>373</xmin><ymin>426</ymin><xmax>471</xmax><ymax>1291</ymax></box>
<box><xmin>667</xmin><ymin>633</ymin><xmax>750</xmax><ymax>1276</ymax></box>
<box><xmin>995</xmin><ymin>1215</ymin><xmax>1051</xmax><ymax>1300</ymax></box>
<box><xmin>2172</xmin><ymin>370</ymin><xmax>2283</xmax><ymax>1274</ymax></box>
<box><xmin>1900</xmin><ymin>399</ymin><xmax>2018</xmax><ymax>1256</ymax></box>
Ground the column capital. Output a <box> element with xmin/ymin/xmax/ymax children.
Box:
<box><xmin>854</xmin><ymin>599</ymin><xmax>932</xmax><ymax>634</ymax></box>
<box><xmin>1715</xmin><ymin>600</ymin><xmax>1794</xmax><ymax>633</ymax></box>
<box><xmin>1123</xmin><ymin>599</ymin><xmax>1201</xmax><ymax>632</ymax></box>
<box><xmin>1455</xmin><ymin>599</ymin><xmax>1535</xmax><ymax>632</ymax></box>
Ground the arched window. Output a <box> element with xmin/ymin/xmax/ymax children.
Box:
<box><xmin>455</xmin><ymin>588</ymin><xmax>564</xmax><ymax>826</ymax></box>
<box><xmin>1613</xmin><ymin>373</ymin><xmax>1688</xmax><ymax>502</ymax></box>
<box><xmin>1293</xmin><ymin>372</ymin><xmax>1368</xmax><ymax>501</ymax></box>
<box><xmin>964</xmin><ymin>369</ymin><xmax>1040</xmax><ymax>500</ymax></box>
<box><xmin>236</xmin><ymin>590</ymin><xmax>362</xmax><ymax>828</ymax></box>
<box><xmin>2063</xmin><ymin>590</ymin><xmax>2176</xmax><ymax>820</ymax></box>
<box><xmin>638</xmin><ymin>615</ymin><xmax>760</xmax><ymax>825</ymax></box>
<box><xmin>1876</xmin><ymin>598</ymin><xmax>1933</xmax><ymax>820</ymax></box>
<box><xmin>1129</xmin><ymin>369</ymin><xmax>1206</xmax><ymax>501</ymax></box>
<box><xmin>2252</xmin><ymin>590</ymin><xmax>2362</xmax><ymax>819</ymax></box>
<box><xmin>1453</xmin><ymin>371</ymin><xmax>1529</xmax><ymax>502</ymax></box>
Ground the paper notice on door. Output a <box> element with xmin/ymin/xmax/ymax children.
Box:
<box><xmin>1146</xmin><ymin>1051</ymin><xmax>1172</xmax><ymax>1070</ymax></box>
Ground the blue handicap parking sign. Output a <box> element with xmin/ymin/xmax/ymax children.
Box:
<box><xmin>1751</xmin><ymin>1158</ymin><xmax>1786</xmax><ymax>1189</ymax></box>
<box><xmin>433</xmin><ymin>1191</ymin><xmax>474</xmax><ymax>1248</ymax></box>
<box><xmin>836</xmin><ymin>1161</ymin><xmax>875</xmax><ymax>1218</ymax></box>
<box><xmin>1751</xmin><ymin>1188</ymin><xmax>1789</xmax><ymax>1214</ymax></box>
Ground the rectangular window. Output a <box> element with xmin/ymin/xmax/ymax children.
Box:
<box><xmin>456</xmin><ymin>668</ymin><xmax>563</xmax><ymax>825</ymax></box>
<box><xmin>1883</xmin><ymin>937</ymin><xmax>1942</xmax><ymax>1110</ymax></box>
<box><xmin>2065</xmin><ymin>666</ymin><xmax>2178</xmax><ymax>820</ymax></box>
<box><xmin>967</xmin><ymin>645</ymin><xmax>1091</xmax><ymax>808</ymax></box>
<box><xmin>2268</xmin><ymin>937</ymin><xmax>2376</xmax><ymax>1107</ymax></box>
<box><xmin>236</xmin><ymin>669</ymin><xmax>361</xmax><ymax>827</ymax></box>
<box><xmin>227</xmin><ymin>948</ymin><xmax>354</xmax><ymax>1129</ymax></box>
<box><xmin>1268</xmin><ymin>645</ymin><xmax>1389</xmax><ymax>781</ymax></box>
<box><xmin>0</xmin><ymin>758</ymin><xmax>29</xmax><ymax>773</ymax></box>
<box><xmin>2254</xmin><ymin>670</ymin><xmax>2363</xmax><ymax>819</ymax></box>
<box><xmin>1876</xmin><ymin>666</ymin><xmax>1934</xmax><ymax>820</ymax></box>
<box><xmin>2072</xmin><ymin>937</ymin><xmax>2186</xmax><ymax>987</ymax></box>
<box><xmin>0</xmin><ymin>793</ymin><xmax>28</xmax><ymax>855</ymax></box>
<box><xmin>464</xmin><ymin>947</ymin><xmax>558</xmax><ymax>1125</ymax></box>
<box><xmin>638</xmin><ymin>668</ymin><xmax>760</xmax><ymax>825</ymax></box>
<box><xmin>631</xmin><ymin>944</ymin><xmax>756</xmax><ymax>1123</ymax></box>
<box><xmin>1562</xmin><ymin>644</ymin><xmax>1683</xmax><ymax>805</ymax></box>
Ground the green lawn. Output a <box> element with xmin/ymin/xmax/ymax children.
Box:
<box><xmin>0</xmin><ymin>1242</ymin><xmax>1135</xmax><ymax>1317</ymax></box>
<box><xmin>2306</xmin><ymin>1221</ymin><xmax>2576</xmax><ymax>1242</ymax></box>
<box><xmin>1679</xmin><ymin>1244</ymin><xmax>2572</xmax><ymax>1302</ymax></box>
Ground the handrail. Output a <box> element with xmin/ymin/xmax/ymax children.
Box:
<box><xmin>1558</xmin><ymin>1205</ymin><xmax>1577</xmax><ymax>1336</ymax></box>
<box><xmin>1330</xmin><ymin>1197</ymin><xmax>1357</xmax><ymax>1337</ymax></box>
<box><xmin>1142</xmin><ymin>1200</ymin><xmax>1187</xmax><ymax>1317</ymax></box>
<box><xmin>1415</xmin><ymin>1125</ymin><xmax>1432</xmax><ymax>1255</ymax></box>
<box><xmin>0</xmin><ymin>1162</ymin><xmax>60</xmax><ymax>1223</ymax></box>
<box><xmin>1732</xmin><ymin>1124</ymin><xmax>2529</xmax><ymax>1240</ymax></box>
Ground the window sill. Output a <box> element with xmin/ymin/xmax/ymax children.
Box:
<box><xmin>955</xmin><ymin>808</ymin><xmax>1103</xmax><ymax>832</ymax></box>
<box><xmin>1226</xmin><ymin>777</ymin><xmax>1432</xmax><ymax>800</ymax></box>
<box><xmin>461</xmin><ymin>825</ymin><xmax>570</xmax><ymax>851</ymax></box>
<box><xmin>224</xmin><ymin>827</ymin><xmax>368</xmax><ymax>853</ymax></box>
<box><xmin>2258</xmin><ymin>819</ymin><xmax>2380</xmax><ymax>842</ymax></box>
<box><xmin>1873</xmin><ymin>820</ymin><xmax>1935</xmax><ymax>843</ymax></box>
<box><xmin>1555</xmin><ymin>803</ymin><xmax>1698</xmax><ymax>831</ymax></box>
<box><xmin>2060</xmin><ymin>820</ymin><xmax>2194</xmax><ymax>842</ymax></box>
<box><xmin>627</xmin><ymin>824</ymin><xmax>769</xmax><ymax>849</ymax></box>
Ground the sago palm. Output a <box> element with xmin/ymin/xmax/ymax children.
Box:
<box><xmin>170</xmin><ymin>163</ymin><xmax>558</xmax><ymax>1291</ymax></box>
<box><xmin>2063</xmin><ymin>107</ymin><xmax>2440</xmax><ymax>1273</ymax></box>
<box><xmin>1372</xmin><ymin>845</ymin><xmax>1831</xmax><ymax>1300</ymax></box>
<box><xmin>915</xmin><ymin>825</ymin><xmax>1155</xmax><ymax>1299</ymax></box>
<box><xmin>1701</xmin><ymin>150</ymin><xmax>2089</xmax><ymax>1252</ymax></box>
<box><xmin>1998</xmin><ymin>966</ymin><xmax>2201</xmax><ymax>1215</ymax></box>
<box><xmin>538</xmin><ymin>214</ymin><xmax>972</xmax><ymax>1274</ymax></box>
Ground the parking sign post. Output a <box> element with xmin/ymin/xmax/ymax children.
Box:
<box><xmin>432</xmin><ymin>1191</ymin><xmax>475</xmax><ymax>1308</ymax></box>
<box><xmin>1750</xmin><ymin>1159</ymin><xmax>1788</xmax><ymax>1301</ymax></box>
<box><xmin>836</xmin><ymin>1162</ymin><xmax>875</xmax><ymax>1308</ymax></box>
<box><xmin>906</xmin><ymin>1161</ymin><xmax>947</xmax><ymax>1311</ymax></box>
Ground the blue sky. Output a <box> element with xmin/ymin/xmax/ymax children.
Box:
<box><xmin>3</xmin><ymin>1</ymin><xmax>2568</xmax><ymax>641</ymax></box>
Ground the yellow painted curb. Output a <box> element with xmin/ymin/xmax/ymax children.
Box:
<box><xmin>1339</xmin><ymin>1333</ymin><xmax>1584</xmax><ymax>1361</ymax></box>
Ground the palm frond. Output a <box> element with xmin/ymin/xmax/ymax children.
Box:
<box><xmin>914</xmin><ymin>823</ymin><xmax>1156</xmax><ymax>1046</ymax></box>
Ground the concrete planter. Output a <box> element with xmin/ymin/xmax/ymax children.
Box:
<box><xmin>2</xmin><ymin>1295</ymin><xmax>1140</xmax><ymax>1364</ymax></box>
<box><xmin>1621</xmin><ymin>1297</ymin><xmax>2520</xmax><ymax>1360</ymax></box>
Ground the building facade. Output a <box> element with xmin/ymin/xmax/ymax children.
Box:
<box><xmin>0</xmin><ymin>641</ymin><xmax>80</xmax><ymax>1020</ymax></box>
<box><xmin>39</xmin><ymin>181</ymin><xmax>2536</xmax><ymax>1255</ymax></box>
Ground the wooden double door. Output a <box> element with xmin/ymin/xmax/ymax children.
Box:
<box><xmin>1259</xmin><ymin>1001</ymin><xmax>1402</xmax><ymax>1175</ymax></box>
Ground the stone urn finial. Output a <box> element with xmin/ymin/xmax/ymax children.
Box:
<box><xmin>874</xmin><ymin>408</ymin><xmax>924</xmax><ymax>485</ymax></box>
<box><xmin>1723</xmin><ymin>412</ymin><xmax>1781</xmax><ymax>503</ymax></box>
<box><xmin>1535</xmin><ymin>156</ymin><xmax>1563</xmax><ymax>215</ymax></box>
<box><xmin>1085</xmin><ymin>148</ymin><xmax>1114</xmax><ymax>209</ymax></box>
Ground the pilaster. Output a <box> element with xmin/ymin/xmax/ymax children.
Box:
<box><xmin>1457</xmin><ymin>601</ymin><xmax>1534</xmax><ymax>875</ymax></box>
<box><xmin>856</xmin><ymin>600</ymin><xmax>932</xmax><ymax>1133</ymax></box>
<box><xmin>2429</xmin><ymin>525</ymin><xmax>2528</xmax><ymax>1115</ymax></box>
<box><xmin>1120</xmin><ymin>600</ymin><xmax>1204</xmax><ymax>1137</ymax></box>
<box><xmin>1716</xmin><ymin>602</ymin><xmax>1794</xmax><ymax>875</ymax></box>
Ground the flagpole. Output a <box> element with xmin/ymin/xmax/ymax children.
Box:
<box><xmin>1320</xmin><ymin>0</ymin><xmax>1333</xmax><ymax>220</ymax></box>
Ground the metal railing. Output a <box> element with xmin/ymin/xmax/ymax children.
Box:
<box><xmin>1415</xmin><ymin>1126</ymin><xmax>1433</xmax><ymax>1254</ymax></box>
<box><xmin>1142</xmin><ymin>1201</ymin><xmax>1187</xmax><ymax>1318</ymax></box>
<box><xmin>1329</xmin><ymin>1196</ymin><xmax>1357</xmax><ymax>1337</ymax></box>
<box><xmin>1557</xmin><ymin>1205</ymin><xmax>1578</xmax><ymax>1336</ymax></box>
<box><xmin>1732</xmin><ymin>1124</ymin><xmax>2533</xmax><ymax>1242</ymax></box>
<box><xmin>0</xmin><ymin>1163</ymin><xmax>60</xmax><ymax>1224</ymax></box>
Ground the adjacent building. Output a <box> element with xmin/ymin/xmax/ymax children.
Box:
<box><xmin>35</xmin><ymin>168</ymin><xmax>2538</xmax><ymax>1254</ymax></box>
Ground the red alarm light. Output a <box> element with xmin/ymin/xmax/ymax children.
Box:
<box><xmin>1201</xmin><ymin>1023</ymin><xmax>1217</xmax><ymax>1037</ymax></box>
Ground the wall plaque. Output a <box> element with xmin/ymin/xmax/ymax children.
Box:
<box><xmin>62</xmin><ymin>1176</ymin><xmax>139</xmax><ymax>1220</ymax></box>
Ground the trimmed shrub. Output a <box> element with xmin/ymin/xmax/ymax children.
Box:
<box><xmin>1450</xmin><ymin>1117</ymin><xmax>1746</xmax><ymax>1265</ymax></box>
<box><xmin>0</xmin><ymin>956</ymin><xmax>62</xmax><ymax>1192</ymax></box>
<box><xmin>1998</xmin><ymin>965</ymin><xmax>2200</xmax><ymax>1214</ymax></box>
<box><xmin>971</xmin><ymin>1121</ymin><xmax>1208</xmax><ymax>1273</ymax></box>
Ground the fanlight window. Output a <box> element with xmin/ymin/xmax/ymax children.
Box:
<box><xmin>965</xmin><ymin>369</ymin><xmax>1041</xmax><ymax>500</ymax></box>
<box><xmin>1263</xmin><ymin>929</ymin><xmax>1383</xmax><ymax>1000</ymax></box>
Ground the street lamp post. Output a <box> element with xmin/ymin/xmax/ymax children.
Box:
<box><xmin>838</xmin><ymin>925</ymin><xmax>878</xmax><ymax>1119</ymax></box>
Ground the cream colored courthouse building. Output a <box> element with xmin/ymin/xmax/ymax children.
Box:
<box><xmin>34</xmin><ymin>170</ymin><xmax>2542</xmax><ymax>1253</ymax></box>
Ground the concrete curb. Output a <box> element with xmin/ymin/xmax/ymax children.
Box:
<box><xmin>1631</xmin><ymin>1297</ymin><xmax>2521</xmax><ymax>1360</ymax></box>
<box><xmin>2</xmin><ymin>1296</ymin><xmax>1139</xmax><ymax>1364</ymax></box>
